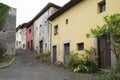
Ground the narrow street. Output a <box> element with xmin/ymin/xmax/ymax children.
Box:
<box><xmin>0</xmin><ymin>49</ymin><xmax>95</xmax><ymax>80</ymax></box>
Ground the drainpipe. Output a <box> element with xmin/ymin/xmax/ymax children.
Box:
<box><xmin>47</xmin><ymin>21</ymin><xmax>52</xmax><ymax>53</ymax></box>
<box><xmin>45</xmin><ymin>20</ymin><xmax>52</xmax><ymax>62</ymax></box>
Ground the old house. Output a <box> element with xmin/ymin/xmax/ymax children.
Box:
<box><xmin>33</xmin><ymin>3</ymin><xmax>60</xmax><ymax>53</ymax></box>
<box><xmin>48</xmin><ymin>0</ymin><xmax>120</xmax><ymax>69</ymax></box>
<box><xmin>16</xmin><ymin>23</ymin><xmax>27</xmax><ymax>49</ymax></box>
<box><xmin>0</xmin><ymin>3</ymin><xmax>16</xmax><ymax>54</ymax></box>
<box><xmin>16</xmin><ymin>25</ymin><xmax>22</xmax><ymax>49</ymax></box>
<box><xmin>26</xmin><ymin>22</ymin><xmax>34</xmax><ymax>51</ymax></box>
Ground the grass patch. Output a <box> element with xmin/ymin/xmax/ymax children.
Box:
<box><xmin>0</xmin><ymin>54</ymin><xmax>14</xmax><ymax>68</ymax></box>
<box><xmin>35</xmin><ymin>52</ymin><xmax>51</xmax><ymax>63</ymax></box>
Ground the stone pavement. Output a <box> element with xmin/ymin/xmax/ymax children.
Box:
<box><xmin>0</xmin><ymin>49</ymin><xmax>96</xmax><ymax>80</ymax></box>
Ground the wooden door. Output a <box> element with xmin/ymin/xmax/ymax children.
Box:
<box><xmin>64</xmin><ymin>43</ymin><xmax>70</xmax><ymax>64</ymax></box>
<box><xmin>98</xmin><ymin>36</ymin><xmax>111</xmax><ymax>69</ymax></box>
<box><xmin>53</xmin><ymin>46</ymin><xmax>57</xmax><ymax>63</ymax></box>
<box><xmin>27</xmin><ymin>41</ymin><xmax>29</xmax><ymax>49</ymax></box>
<box><xmin>31</xmin><ymin>40</ymin><xmax>33</xmax><ymax>51</ymax></box>
<box><xmin>39</xmin><ymin>40</ymin><xmax>43</xmax><ymax>53</ymax></box>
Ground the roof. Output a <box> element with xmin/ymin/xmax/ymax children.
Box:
<box><xmin>48</xmin><ymin>0</ymin><xmax>83</xmax><ymax>21</ymax></box>
<box><xmin>26</xmin><ymin>3</ymin><xmax>61</xmax><ymax>28</ymax></box>
<box><xmin>16</xmin><ymin>25</ymin><xmax>21</xmax><ymax>32</ymax></box>
<box><xmin>16</xmin><ymin>23</ymin><xmax>27</xmax><ymax>32</ymax></box>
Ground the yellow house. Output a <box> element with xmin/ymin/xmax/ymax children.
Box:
<box><xmin>48</xmin><ymin>0</ymin><xmax>120</xmax><ymax>69</ymax></box>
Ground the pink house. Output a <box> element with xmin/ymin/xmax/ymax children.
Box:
<box><xmin>26</xmin><ymin>22</ymin><xmax>34</xmax><ymax>51</ymax></box>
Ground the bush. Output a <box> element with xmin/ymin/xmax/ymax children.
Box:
<box><xmin>84</xmin><ymin>47</ymin><xmax>97</xmax><ymax>62</ymax></box>
<box><xmin>96</xmin><ymin>62</ymin><xmax>120</xmax><ymax>80</ymax></box>
<box><xmin>66</xmin><ymin>53</ymin><xmax>78</xmax><ymax>70</ymax></box>
<box><xmin>96</xmin><ymin>71</ymin><xmax>116</xmax><ymax>80</ymax></box>
<box><xmin>44</xmin><ymin>52</ymin><xmax>51</xmax><ymax>57</ymax></box>
<box><xmin>35</xmin><ymin>52</ymin><xmax>51</xmax><ymax>59</ymax></box>
<box><xmin>0</xmin><ymin>54</ymin><xmax>14</xmax><ymax>62</ymax></box>
<box><xmin>66</xmin><ymin>53</ymin><xmax>99</xmax><ymax>73</ymax></box>
<box><xmin>115</xmin><ymin>61</ymin><xmax>120</xmax><ymax>73</ymax></box>
<box><xmin>73</xmin><ymin>59</ymin><xmax>99</xmax><ymax>73</ymax></box>
<box><xmin>35</xmin><ymin>52</ymin><xmax>51</xmax><ymax>63</ymax></box>
<box><xmin>35</xmin><ymin>53</ymin><xmax>43</xmax><ymax>59</ymax></box>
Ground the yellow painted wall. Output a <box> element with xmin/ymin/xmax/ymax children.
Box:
<box><xmin>51</xmin><ymin>0</ymin><xmax>120</xmax><ymax>63</ymax></box>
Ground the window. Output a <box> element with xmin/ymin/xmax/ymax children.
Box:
<box><xmin>66</xmin><ymin>19</ymin><xmax>68</xmax><ymax>24</ymax></box>
<box><xmin>36</xmin><ymin>27</ymin><xmax>38</xmax><ymax>30</ymax></box>
<box><xmin>16</xmin><ymin>41</ymin><xmax>18</xmax><ymax>46</ymax></box>
<box><xmin>45</xmin><ymin>44</ymin><xmax>47</xmax><ymax>51</ymax></box>
<box><xmin>98</xmin><ymin>0</ymin><xmax>106</xmax><ymax>13</ymax></box>
<box><xmin>45</xmin><ymin>21</ymin><xmax>47</xmax><ymax>25</ymax></box>
<box><xmin>19</xmin><ymin>41</ymin><xmax>21</xmax><ymax>44</ymax></box>
<box><xmin>23</xmin><ymin>44</ymin><xmax>25</xmax><ymax>48</ymax></box>
<box><xmin>3</xmin><ymin>30</ymin><xmax>5</xmax><ymax>32</ymax></box>
<box><xmin>40</xmin><ymin>24</ymin><xmax>42</xmax><ymax>27</ymax></box>
<box><xmin>29</xmin><ymin>29</ymin><xmax>31</xmax><ymax>33</ymax></box>
<box><xmin>77</xmin><ymin>43</ymin><xmax>84</xmax><ymax>50</ymax></box>
<box><xmin>54</xmin><ymin>25</ymin><xmax>58</xmax><ymax>35</ymax></box>
<box><xmin>45</xmin><ymin>44</ymin><xmax>47</xmax><ymax>48</ymax></box>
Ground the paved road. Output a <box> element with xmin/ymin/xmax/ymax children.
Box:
<box><xmin>0</xmin><ymin>49</ymin><xmax>95</xmax><ymax>80</ymax></box>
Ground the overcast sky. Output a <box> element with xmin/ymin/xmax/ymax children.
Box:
<box><xmin>0</xmin><ymin>0</ymin><xmax>69</xmax><ymax>27</ymax></box>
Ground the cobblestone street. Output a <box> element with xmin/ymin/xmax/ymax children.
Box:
<box><xmin>0</xmin><ymin>49</ymin><xmax>95</xmax><ymax>80</ymax></box>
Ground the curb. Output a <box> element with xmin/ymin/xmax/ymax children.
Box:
<box><xmin>0</xmin><ymin>57</ymin><xmax>15</xmax><ymax>69</ymax></box>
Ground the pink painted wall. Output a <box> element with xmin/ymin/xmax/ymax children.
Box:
<box><xmin>26</xmin><ymin>24</ymin><xmax>34</xmax><ymax>51</ymax></box>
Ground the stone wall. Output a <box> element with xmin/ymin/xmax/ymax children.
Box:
<box><xmin>0</xmin><ymin>7</ymin><xmax>16</xmax><ymax>54</ymax></box>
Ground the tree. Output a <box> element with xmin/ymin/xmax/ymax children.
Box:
<box><xmin>86</xmin><ymin>14</ymin><xmax>120</xmax><ymax>63</ymax></box>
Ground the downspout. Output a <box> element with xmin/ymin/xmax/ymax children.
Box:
<box><xmin>48</xmin><ymin>8</ymin><xmax>50</xmax><ymax>52</ymax></box>
<box><xmin>47</xmin><ymin>7</ymin><xmax>52</xmax><ymax>53</ymax></box>
<box><xmin>48</xmin><ymin>21</ymin><xmax>52</xmax><ymax>53</ymax></box>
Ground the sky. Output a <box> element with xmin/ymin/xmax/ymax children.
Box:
<box><xmin>0</xmin><ymin>0</ymin><xmax>69</xmax><ymax>27</ymax></box>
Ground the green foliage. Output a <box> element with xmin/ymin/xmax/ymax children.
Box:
<box><xmin>96</xmin><ymin>70</ymin><xmax>120</xmax><ymax>80</ymax></box>
<box><xmin>115</xmin><ymin>61</ymin><xmax>120</xmax><ymax>73</ymax></box>
<box><xmin>35</xmin><ymin>53</ymin><xmax>41</xmax><ymax>59</ymax></box>
<box><xmin>0</xmin><ymin>54</ymin><xmax>14</xmax><ymax>62</ymax></box>
<box><xmin>87</xmin><ymin>14</ymin><xmax>120</xmax><ymax>79</ymax></box>
<box><xmin>96</xmin><ymin>70</ymin><xmax>116</xmax><ymax>80</ymax></box>
<box><xmin>35</xmin><ymin>52</ymin><xmax>50</xmax><ymax>59</ymax></box>
<box><xmin>90</xmin><ymin>25</ymin><xmax>108</xmax><ymax>38</ymax></box>
<box><xmin>44</xmin><ymin>52</ymin><xmax>51</xmax><ymax>57</ymax></box>
<box><xmin>0</xmin><ymin>3</ymin><xmax>9</xmax><ymax>30</ymax></box>
<box><xmin>87</xmin><ymin>14</ymin><xmax>120</xmax><ymax>38</ymax></box>
<box><xmin>86</xmin><ymin>14</ymin><xmax>120</xmax><ymax>62</ymax></box>
<box><xmin>66</xmin><ymin>52</ymin><xmax>99</xmax><ymax>73</ymax></box>
<box><xmin>84</xmin><ymin>47</ymin><xmax>97</xmax><ymax>62</ymax></box>
<box><xmin>73</xmin><ymin>59</ymin><xmax>99</xmax><ymax>73</ymax></box>
<box><xmin>66</xmin><ymin>53</ymin><xmax>79</xmax><ymax>70</ymax></box>
<box><xmin>35</xmin><ymin>52</ymin><xmax>51</xmax><ymax>63</ymax></box>
<box><xmin>96</xmin><ymin>62</ymin><xmax>120</xmax><ymax>80</ymax></box>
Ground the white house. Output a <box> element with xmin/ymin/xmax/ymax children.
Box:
<box><xmin>16</xmin><ymin>25</ymin><xmax>22</xmax><ymax>49</ymax></box>
<box><xmin>16</xmin><ymin>23</ymin><xmax>27</xmax><ymax>49</ymax></box>
<box><xmin>33</xmin><ymin>3</ymin><xmax>61</xmax><ymax>53</ymax></box>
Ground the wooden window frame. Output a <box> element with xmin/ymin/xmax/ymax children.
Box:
<box><xmin>29</xmin><ymin>29</ymin><xmax>31</xmax><ymax>33</ymax></box>
<box><xmin>98</xmin><ymin>0</ymin><xmax>106</xmax><ymax>13</ymax></box>
<box><xmin>54</xmin><ymin>25</ymin><xmax>58</xmax><ymax>35</ymax></box>
<box><xmin>77</xmin><ymin>43</ymin><xmax>84</xmax><ymax>51</ymax></box>
<box><xmin>66</xmin><ymin>19</ymin><xmax>68</xmax><ymax>25</ymax></box>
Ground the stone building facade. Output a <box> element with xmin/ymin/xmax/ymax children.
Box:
<box><xmin>33</xmin><ymin>3</ymin><xmax>60</xmax><ymax>53</ymax></box>
<box><xmin>0</xmin><ymin>6</ymin><xmax>16</xmax><ymax>54</ymax></box>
